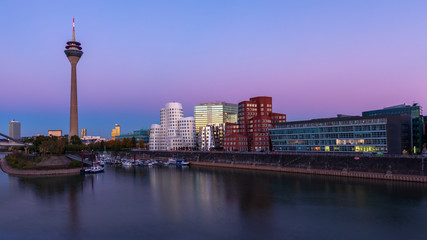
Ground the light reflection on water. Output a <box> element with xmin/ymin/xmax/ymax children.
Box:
<box><xmin>0</xmin><ymin>162</ymin><xmax>426</xmax><ymax>240</ymax></box>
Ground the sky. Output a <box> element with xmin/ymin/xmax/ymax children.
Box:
<box><xmin>1</xmin><ymin>0</ymin><xmax>427</xmax><ymax>138</ymax></box>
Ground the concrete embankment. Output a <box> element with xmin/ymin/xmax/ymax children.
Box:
<box><xmin>190</xmin><ymin>161</ymin><xmax>427</xmax><ymax>183</ymax></box>
<box><xmin>0</xmin><ymin>158</ymin><xmax>81</xmax><ymax>177</ymax></box>
<box><xmin>132</xmin><ymin>150</ymin><xmax>427</xmax><ymax>183</ymax></box>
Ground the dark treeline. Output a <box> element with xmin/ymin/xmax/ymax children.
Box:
<box><xmin>19</xmin><ymin>136</ymin><xmax>148</xmax><ymax>154</ymax></box>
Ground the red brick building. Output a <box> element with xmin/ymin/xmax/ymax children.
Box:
<box><xmin>223</xmin><ymin>123</ymin><xmax>248</xmax><ymax>151</ymax></box>
<box><xmin>224</xmin><ymin>96</ymin><xmax>286</xmax><ymax>152</ymax></box>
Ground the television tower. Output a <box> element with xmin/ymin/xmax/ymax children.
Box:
<box><xmin>64</xmin><ymin>18</ymin><xmax>83</xmax><ymax>138</ymax></box>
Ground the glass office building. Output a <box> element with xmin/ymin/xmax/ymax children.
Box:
<box><xmin>116</xmin><ymin>129</ymin><xmax>150</xmax><ymax>143</ymax></box>
<box><xmin>270</xmin><ymin>115</ymin><xmax>411</xmax><ymax>154</ymax></box>
<box><xmin>194</xmin><ymin>102</ymin><xmax>237</xmax><ymax>133</ymax></box>
<box><xmin>363</xmin><ymin>104</ymin><xmax>424</xmax><ymax>153</ymax></box>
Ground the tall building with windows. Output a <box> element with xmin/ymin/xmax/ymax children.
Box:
<box><xmin>9</xmin><ymin>120</ymin><xmax>21</xmax><ymax>140</ymax></box>
<box><xmin>270</xmin><ymin>115</ymin><xmax>411</xmax><ymax>154</ymax></box>
<box><xmin>150</xmin><ymin>102</ymin><xmax>196</xmax><ymax>150</ymax></box>
<box><xmin>48</xmin><ymin>130</ymin><xmax>62</xmax><ymax>137</ymax></box>
<box><xmin>149</xmin><ymin>124</ymin><xmax>164</xmax><ymax>150</ymax></box>
<box><xmin>80</xmin><ymin>128</ymin><xmax>87</xmax><ymax>138</ymax></box>
<box><xmin>178</xmin><ymin>117</ymin><xmax>197</xmax><ymax>149</ymax></box>
<box><xmin>363</xmin><ymin>103</ymin><xmax>424</xmax><ymax>153</ymax></box>
<box><xmin>224</xmin><ymin>96</ymin><xmax>286</xmax><ymax>152</ymax></box>
<box><xmin>223</xmin><ymin>122</ymin><xmax>247</xmax><ymax>152</ymax></box>
<box><xmin>194</xmin><ymin>102</ymin><xmax>237</xmax><ymax>133</ymax></box>
<box><xmin>198</xmin><ymin>123</ymin><xmax>225</xmax><ymax>151</ymax></box>
<box><xmin>111</xmin><ymin>124</ymin><xmax>121</xmax><ymax>140</ymax></box>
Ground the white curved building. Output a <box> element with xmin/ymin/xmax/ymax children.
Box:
<box><xmin>149</xmin><ymin>102</ymin><xmax>196</xmax><ymax>151</ymax></box>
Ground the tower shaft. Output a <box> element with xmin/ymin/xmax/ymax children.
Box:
<box><xmin>69</xmin><ymin>56</ymin><xmax>80</xmax><ymax>137</ymax></box>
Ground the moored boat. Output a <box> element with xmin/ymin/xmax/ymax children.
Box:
<box><xmin>167</xmin><ymin>158</ymin><xmax>177</xmax><ymax>165</ymax></box>
<box><xmin>176</xmin><ymin>159</ymin><xmax>190</xmax><ymax>167</ymax></box>
<box><xmin>81</xmin><ymin>165</ymin><xmax>104</xmax><ymax>174</ymax></box>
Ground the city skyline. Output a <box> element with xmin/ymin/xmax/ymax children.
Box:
<box><xmin>1</xmin><ymin>0</ymin><xmax>427</xmax><ymax>138</ymax></box>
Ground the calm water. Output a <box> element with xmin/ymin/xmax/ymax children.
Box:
<box><xmin>1</xmin><ymin>153</ymin><xmax>427</xmax><ymax>240</ymax></box>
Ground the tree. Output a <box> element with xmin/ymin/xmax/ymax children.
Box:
<box><xmin>70</xmin><ymin>135</ymin><xmax>82</xmax><ymax>145</ymax></box>
<box><xmin>100</xmin><ymin>140</ymin><xmax>105</xmax><ymax>151</ymax></box>
<box><xmin>131</xmin><ymin>137</ymin><xmax>136</xmax><ymax>148</ymax></box>
<box><xmin>39</xmin><ymin>137</ymin><xmax>65</xmax><ymax>155</ymax></box>
<box><xmin>33</xmin><ymin>136</ymin><xmax>52</xmax><ymax>151</ymax></box>
<box><xmin>137</xmin><ymin>140</ymin><xmax>144</xmax><ymax>149</ymax></box>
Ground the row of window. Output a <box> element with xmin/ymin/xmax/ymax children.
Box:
<box><xmin>271</xmin><ymin>125</ymin><xmax>386</xmax><ymax>134</ymax></box>
<box><xmin>272</xmin><ymin>138</ymin><xmax>387</xmax><ymax>145</ymax></box>
<box><xmin>278</xmin><ymin>118</ymin><xmax>387</xmax><ymax>129</ymax></box>
<box><xmin>270</xmin><ymin>132</ymin><xmax>387</xmax><ymax>140</ymax></box>
<box><xmin>224</xmin><ymin>142</ymin><xmax>247</xmax><ymax>145</ymax></box>
<box><xmin>273</xmin><ymin>145</ymin><xmax>387</xmax><ymax>152</ymax></box>
<box><xmin>225</xmin><ymin>137</ymin><xmax>247</xmax><ymax>141</ymax></box>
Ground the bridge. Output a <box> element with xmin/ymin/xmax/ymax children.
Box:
<box><xmin>0</xmin><ymin>133</ymin><xmax>29</xmax><ymax>147</ymax></box>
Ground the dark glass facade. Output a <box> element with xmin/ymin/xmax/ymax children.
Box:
<box><xmin>116</xmin><ymin>129</ymin><xmax>150</xmax><ymax>143</ymax></box>
<box><xmin>362</xmin><ymin>104</ymin><xmax>424</xmax><ymax>153</ymax></box>
<box><xmin>270</xmin><ymin>115</ymin><xmax>411</xmax><ymax>154</ymax></box>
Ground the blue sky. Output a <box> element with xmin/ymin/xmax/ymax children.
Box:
<box><xmin>1</xmin><ymin>0</ymin><xmax>426</xmax><ymax>138</ymax></box>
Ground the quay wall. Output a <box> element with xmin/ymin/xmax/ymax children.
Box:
<box><xmin>0</xmin><ymin>158</ymin><xmax>81</xmax><ymax>176</ymax></box>
<box><xmin>132</xmin><ymin>150</ymin><xmax>427</xmax><ymax>181</ymax></box>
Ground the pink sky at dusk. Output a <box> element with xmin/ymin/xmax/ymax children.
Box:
<box><xmin>1</xmin><ymin>0</ymin><xmax>426</xmax><ymax>138</ymax></box>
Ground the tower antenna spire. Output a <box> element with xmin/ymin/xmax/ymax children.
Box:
<box><xmin>72</xmin><ymin>18</ymin><xmax>75</xmax><ymax>41</ymax></box>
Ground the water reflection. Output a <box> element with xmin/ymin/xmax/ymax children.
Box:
<box><xmin>11</xmin><ymin>175</ymin><xmax>96</xmax><ymax>239</ymax></box>
<box><xmin>0</xmin><ymin>165</ymin><xmax>427</xmax><ymax>239</ymax></box>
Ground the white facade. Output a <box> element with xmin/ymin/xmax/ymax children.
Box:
<box><xmin>178</xmin><ymin>117</ymin><xmax>196</xmax><ymax>149</ymax></box>
<box><xmin>149</xmin><ymin>124</ymin><xmax>164</xmax><ymax>150</ymax></box>
<box><xmin>149</xmin><ymin>102</ymin><xmax>196</xmax><ymax>151</ymax></box>
<box><xmin>199</xmin><ymin>125</ymin><xmax>214</xmax><ymax>151</ymax></box>
<box><xmin>9</xmin><ymin>120</ymin><xmax>21</xmax><ymax>140</ymax></box>
<box><xmin>198</xmin><ymin>123</ymin><xmax>225</xmax><ymax>151</ymax></box>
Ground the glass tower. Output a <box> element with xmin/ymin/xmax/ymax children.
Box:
<box><xmin>194</xmin><ymin>102</ymin><xmax>238</xmax><ymax>133</ymax></box>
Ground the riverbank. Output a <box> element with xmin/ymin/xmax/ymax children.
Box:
<box><xmin>127</xmin><ymin>150</ymin><xmax>427</xmax><ymax>183</ymax></box>
<box><xmin>190</xmin><ymin>161</ymin><xmax>427</xmax><ymax>183</ymax></box>
<box><xmin>0</xmin><ymin>158</ymin><xmax>81</xmax><ymax>176</ymax></box>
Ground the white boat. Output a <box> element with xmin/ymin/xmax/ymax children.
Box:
<box><xmin>167</xmin><ymin>158</ymin><xmax>177</xmax><ymax>165</ymax></box>
<box><xmin>97</xmin><ymin>159</ymin><xmax>105</xmax><ymax>166</ymax></box>
<box><xmin>89</xmin><ymin>165</ymin><xmax>104</xmax><ymax>173</ymax></box>
<box><xmin>81</xmin><ymin>165</ymin><xmax>104</xmax><ymax>174</ymax></box>
<box><xmin>176</xmin><ymin>159</ymin><xmax>190</xmax><ymax>167</ymax></box>
<box><xmin>122</xmin><ymin>160</ymin><xmax>133</xmax><ymax>167</ymax></box>
<box><xmin>142</xmin><ymin>160</ymin><xmax>153</xmax><ymax>167</ymax></box>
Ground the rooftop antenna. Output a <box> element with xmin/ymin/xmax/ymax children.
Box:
<box><xmin>72</xmin><ymin>18</ymin><xmax>75</xmax><ymax>41</ymax></box>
